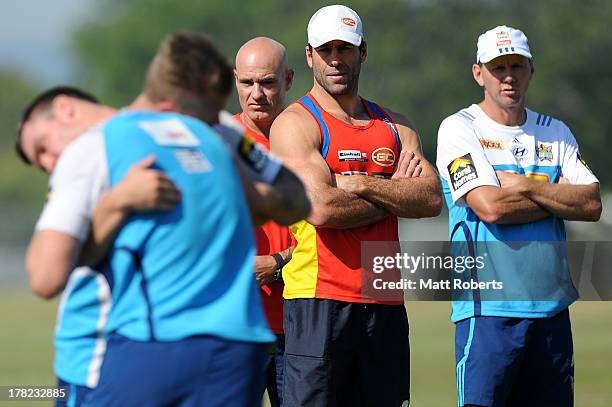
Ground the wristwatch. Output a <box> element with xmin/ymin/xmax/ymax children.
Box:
<box><xmin>271</xmin><ymin>253</ymin><xmax>285</xmax><ymax>282</ymax></box>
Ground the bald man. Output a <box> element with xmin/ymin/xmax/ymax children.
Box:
<box><xmin>234</xmin><ymin>37</ymin><xmax>294</xmax><ymax>407</ymax></box>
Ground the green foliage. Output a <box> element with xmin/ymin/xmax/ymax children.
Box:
<box><xmin>73</xmin><ymin>0</ymin><xmax>612</xmax><ymax>187</ymax></box>
<box><xmin>0</xmin><ymin>71</ymin><xmax>39</xmax><ymax>149</ymax></box>
<box><xmin>0</xmin><ymin>71</ymin><xmax>48</xmax><ymax>210</ymax></box>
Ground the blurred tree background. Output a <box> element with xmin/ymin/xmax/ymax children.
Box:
<box><xmin>0</xmin><ymin>72</ymin><xmax>48</xmax><ymax>249</ymax></box>
<box><xmin>1</xmin><ymin>3</ymin><xmax>611</xmax><ymax>405</ymax></box>
<box><xmin>1</xmin><ymin>0</ymin><xmax>611</xmax><ymax>220</ymax></box>
<box><xmin>72</xmin><ymin>0</ymin><xmax>612</xmax><ymax>187</ymax></box>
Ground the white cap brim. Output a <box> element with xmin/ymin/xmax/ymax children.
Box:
<box><xmin>478</xmin><ymin>47</ymin><xmax>532</xmax><ymax>63</ymax></box>
<box><xmin>309</xmin><ymin>31</ymin><xmax>362</xmax><ymax>48</ymax></box>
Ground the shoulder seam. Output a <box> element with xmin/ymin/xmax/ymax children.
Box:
<box><xmin>454</xmin><ymin>110</ymin><xmax>475</xmax><ymax>122</ymax></box>
<box><xmin>534</xmin><ymin>112</ymin><xmax>557</xmax><ymax>127</ymax></box>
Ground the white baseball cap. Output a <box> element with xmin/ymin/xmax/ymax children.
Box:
<box><xmin>476</xmin><ymin>25</ymin><xmax>532</xmax><ymax>63</ymax></box>
<box><xmin>307</xmin><ymin>5</ymin><xmax>363</xmax><ymax>48</ymax></box>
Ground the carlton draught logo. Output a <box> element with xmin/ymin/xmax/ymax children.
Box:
<box><xmin>448</xmin><ymin>153</ymin><xmax>478</xmax><ymax>191</ymax></box>
<box><xmin>372</xmin><ymin>147</ymin><xmax>396</xmax><ymax>167</ymax></box>
<box><xmin>342</xmin><ymin>17</ymin><xmax>356</xmax><ymax>27</ymax></box>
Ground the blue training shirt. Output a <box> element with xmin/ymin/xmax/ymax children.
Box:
<box><xmin>35</xmin><ymin>110</ymin><xmax>277</xmax><ymax>387</ymax></box>
<box><xmin>101</xmin><ymin>111</ymin><xmax>274</xmax><ymax>343</ymax></box>
<box><xmin>436</xmin><ymin>105</ymin><xmax>599</xmax><ymax>322</ymax></box>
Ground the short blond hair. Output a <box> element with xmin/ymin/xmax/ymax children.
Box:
<box><xmin>143</xmin><ymin>32</ymin><xmax>233</xmax><ymax>118</ymax></box>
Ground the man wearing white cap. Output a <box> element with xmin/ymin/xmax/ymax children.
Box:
<box><xmin>436</xmin><ymin>25</ymin><xmax>601</xmax><ymax>406</ymax></box>
<box><xmin>271</xmin><ymin>4</ymin><xmax>442</xmax><ymax>406</ymax></box>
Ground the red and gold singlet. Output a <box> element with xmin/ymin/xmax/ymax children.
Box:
<box><xmin>283</xmin><ymin>94</ymin><xmax>402</xmax><ymax>304</ymax></box>
<box><xmin>234</xmin><ymin>114</ymin><xmax>293</xmax><ymax>333</ymax></box>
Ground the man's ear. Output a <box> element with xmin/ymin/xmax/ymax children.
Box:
<box><xmin>359</xmin><ymin>40</ymin><xmax>368</xmax><ymax>63</ymax></box>
<box><xmin>472</xmin><ymin>63</ymin><xmax>485</xmax><ymax>87</ymax></box>
<box><xmin>51</xmin><ymin>95</ymin><xmax>75</xmax><ymax>123</ymax></box>
<box><xmin>305</xmin><ymin>45</ymin><xmax>313</xmax><ymax>69</ymax></box>
<box><xmin>286</xmin><ymin>68</ymin><xmax>295</xmax><ymax>91</ymax></box>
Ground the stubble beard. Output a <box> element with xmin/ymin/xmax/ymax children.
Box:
<box><xmin>314</xmin><ymin>67</ymin><xmax>360</xmax><ymax>97</ymax></box>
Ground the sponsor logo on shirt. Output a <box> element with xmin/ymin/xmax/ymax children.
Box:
<box><xmin>175</xmin><ymin>149</ymin><xmax>212</xmax><ymax>173</ymax></box>
<box><xmin>448</xmin><ymin>154</ymin><xmax>479</xmax><ymax>191</ymax></box>
<box><xmin>338</xmin><ymin>150</ymin><xmax>367</xmax><ymax>162</ymax></box>
<box><xmin>513</xmin><ymin>146</ymin><xmax>528</xmax><ymax>158</ymax></box>
<box><xmin>577</xmin><ymin>152</ymin><xmax>594</xmax><ymax>174</ymax></box>
<box><xmin>479</xmin><ymin>138</ymin><xmax>505</xmax><ymax>150</ymax></box>
<box><xmin>139</xmin><ymin>118</ymin><xmax>200</xmax><ymax>147</ymax></box>
<box><xmin>372</xmin><ymin>147</ymin><xmax>396</xmax><ymax>167</ymax></box>
<box><xmin>239</xmin><ymin>135</ymin><xmax>269</xmax><ymax>172</ymax></box>
<box><xmin>537</xmin><ymin>144</ymin><xmax>554</xmax><ymax>162</ymax></box>
<box><xmin>342</xmin><ymin>17</ymin><xmax>356</xmax><ymax>27</ymax></box>
<box><xmin>525</xmin><ymin>172</ymin><xmax>550</xmax><ymax>183</ymax></box>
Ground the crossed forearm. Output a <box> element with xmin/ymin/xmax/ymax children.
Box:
<box><xmin>309</xmin><ymin>182</ymin><xmax>388</xmax><ymax>229</ymax></box>
<box><xmin>345</xmin><ymin>175</ymin><xmax>442</xmax><ymax>218</ymax></box>
<box><xmin>522</xmin><ymin>180</ymin><xmax>601</xmax><ymax>221</ymax></box>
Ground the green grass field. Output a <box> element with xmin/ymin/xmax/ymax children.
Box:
<box><xmin>1</xmin><ymin>291</ymin><xmax>610</xmax><ymax>406</ymax></box>
<box><xmin>407</xmin><ymin>302</ymin><xmax>612</xmax><ymax>406</ymax></box>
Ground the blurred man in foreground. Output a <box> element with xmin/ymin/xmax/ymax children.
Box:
<box><xmin>17</xmin><ymin>32</ymin><xmax>309</xmax><ymax>406</ymax></box>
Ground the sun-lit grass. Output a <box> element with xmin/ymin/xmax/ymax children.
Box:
<box><xmin>407</xmin><ymin>301</ymin><xmax>612</xmax><ymax>407</ymax></box>
<box><xmin>0</xmin><ymin>290</ymin><xmax>609</xmax><ymax>406</ymax></box>
<box><xmin>0</xmin><ymin>289</ymin><xmax>57</xmax><ymax>406</ymax></box>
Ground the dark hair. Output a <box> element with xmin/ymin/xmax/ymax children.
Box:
<box><xmin>477</xmin><ymin>57</ymin><xmax>534</xmax><ymax>67</ymax></box>
<box><xmin>16</xmin><ymin>86</ymin><xmax>98</xmax><ymax>165</ymax></box>
<box><xmin>143</xmin><ymin>32</ymin><xmax>233</xmax><ymax>120</ymax></box>
<box><xmin>307</xmin><ymin>39</ymin><xmax>367</xmax><ymax>52</ymax></box>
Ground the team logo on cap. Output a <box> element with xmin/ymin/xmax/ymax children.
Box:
<box><xmin>372</xmin><ymin>147</ymin><xmax>395</xmax><ymax>167</ymax></box>
<box><xmin>495</xmin><ymin>30</ymin><xmax>512</xmax><ymax>47</ymax></box>
<box><xmin>448</xmin><ymin>154</ymin><xmax>478</xmax><ymax>191</ymax></box>
<box><xmin>496</xmin><ymin>30</ymin><xmax>509</xmax><ymax>40</ymax></box>
<box><xmin>342</xmin><ymin>17</ymin><xmax>356</xmax><ymax>27</ymax></box>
